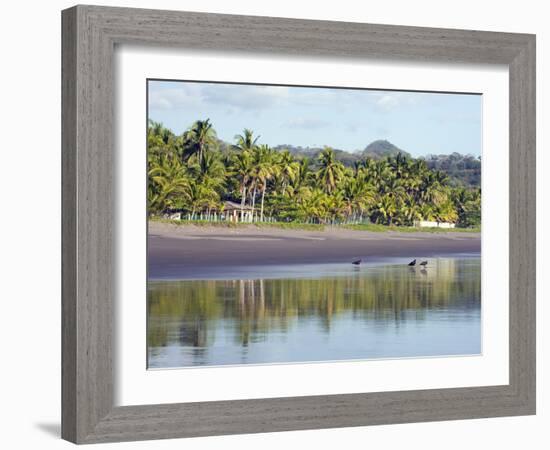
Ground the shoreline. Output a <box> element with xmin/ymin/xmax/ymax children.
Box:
<box><xmin>148</xmin><ymin>221</ymin><xmax>481</xmax><ymax>280</ymax></box>
<box><xmin>150</xmin><ymin>218</ymin><xmax>480</xmax><ymax>234</ymax></box>
<box><xmin>149</xmin><ymin>254</ymin><xmax>480</xmax><ymax>281</ymax></box>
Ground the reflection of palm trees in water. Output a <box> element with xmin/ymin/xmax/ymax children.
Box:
<box><xmin>148</xmin><ymin>258</ymin><xmax>480</xmax><ymax>350</ymax></box>
<box><xmin>236</xmin><ymin>279</ymin><xmax>268</xmax><ymax>346</ymax></box>
<box><xmin>178</xmin><ymin>318</ymin><xmax>207</xmax><ymax>347</ymax></box>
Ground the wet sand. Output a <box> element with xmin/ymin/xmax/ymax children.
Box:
<box><xmin>148</xmin><ymin>222</ymin><xmax>481</xmax><ymax>279</ymax></box>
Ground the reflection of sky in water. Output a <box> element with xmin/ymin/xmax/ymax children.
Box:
<box><xmin>148</xmin><ymin>257</ymin><xmax>481</xmax><ymax>368</ymax></box>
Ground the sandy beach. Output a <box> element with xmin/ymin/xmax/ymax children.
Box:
<box><xmin>148</xmin><ymin>222</ymin><xmax>481</xmax><ymax>279</ymax></box>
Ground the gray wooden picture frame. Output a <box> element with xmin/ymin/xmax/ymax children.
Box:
<box><xmin>61</xmin><ymin>4</ymin><xmax>536</xmax><ymax>444</ymax></box>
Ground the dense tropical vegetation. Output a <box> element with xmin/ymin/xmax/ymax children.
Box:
<box><xmin>147</xmin><ymin>119</ymin><xmax>481</xmax><ymax>228</ymax></box>
<box><xmin>274</xmin><ymin>140</ymin><xmax>481</xmax><ymax>187</ymax></box>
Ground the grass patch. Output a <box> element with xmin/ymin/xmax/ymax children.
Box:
<box><xmin>343</xmin><ymin>223</ymin><xmax>480</xmax><ymax>233</ymax></box>
<box><xmin>151</xmin><ymin>218</ymin><xmax>240</xmax><ymax>228</ymax></box>
<box><xmin>150</xmin><ymin>218</ymin><xmax>325</xmax><ymax>231</ymax></box>
<box><xmin>150</xmin><ymin>217</ymin><xmax>479</xmax><ymax>233</ymax></box>
<box><xmin>250</xmin><ymin>221</ymin><xmax>325</xmax><ymax>231</ymax></box>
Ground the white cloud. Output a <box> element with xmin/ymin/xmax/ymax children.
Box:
<box><xmin>148</xmin><ymin>84</ymin><xmax>203</xmax><ymax>110</ymax></box>
<box><xmin>284</xmin><ymin>118</ymin><xmax>330</xmax><ymax>130</ymax></box>
<box><xmin>375</xmin><ymin>94</ymin><xmax>401</xmax><ymax>112</ymax></box>
<box><xmin>148</xmin><ymin>82</ymin><xmax>291</xmax><ymax>113</ymax></box>
<box><xmin>149</xmin><ymin>82</ymin><xmax>374</xmax><ymax>114</ymax></box>
<box><xmin>369</xmin><ymin>91</ymin><xmax>421</xmax><ymax>112</ymax></box>
<box><xmin>203</xmin><ymin>85</ymin><xmax>290</xmax><ymax>111</ymax></box>
<box><xmin>148</xmin><ymin>82</ymin><xmax>425</xmax><ymax>117</ymax></box>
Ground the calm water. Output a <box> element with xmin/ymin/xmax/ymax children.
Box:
<box><xmin>147</xmin><ymin>257</ymin><xmax>481</xmax><ymax>368</ymax></box>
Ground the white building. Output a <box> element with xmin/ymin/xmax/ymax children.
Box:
<box><xmin>414</xmin><ymin>220</ymin><xmax>456</xmax><ymax>229</ymax></box>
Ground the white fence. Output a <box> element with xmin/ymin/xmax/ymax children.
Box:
<box><xmin>414</xmin><ymin>220</ymin><xmax>455</xmax><ymax>229</ymax></box>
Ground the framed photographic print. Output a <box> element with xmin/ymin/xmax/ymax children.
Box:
<box><xmin>62</xmin><ymin>5</ymin><xmax>536</xmax><ymax>444</ymax></box>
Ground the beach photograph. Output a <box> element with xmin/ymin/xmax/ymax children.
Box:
<box><xmin>146</xmin><ymin>80</ymin><xmax>482</xmax><ymax>368</ymax></box>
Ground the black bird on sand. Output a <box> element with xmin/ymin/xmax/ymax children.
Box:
<box><xmin>352</xmin><ymin>258</ymin><xmax>362</xmax><ymax>266</ymax></box>
<box><xmin>408</xmin><ymin>259</ymin><xmax>416</xmax><ymax>266</ymax></box>
<box><xmin>419</xmin><ymin>260</ymin><xmax>428</xmax><ymax>267</ymax></box>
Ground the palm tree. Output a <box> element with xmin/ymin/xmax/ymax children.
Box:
<box><xmin>148</xmin><ymin>155</ymin><xmax>191</xmax><ymax>214</ymax></box>
<box><xmin>457</xmin><ymin>187</ymin><xmax>481</xmax><ymax>227</ymax></box>
<box><xmin>231</xmin><ymin>151</ymin><xmax>254</xmax><ymax>216</ymax></box>
<box><xmin>300</xmin><ymin>189</ymin><xmax>329</xmax><ymax>224</ymax></box>
<box><xmin>254</xmin><ymin>145</ymin><xmax>279</xmax><ymax>221</ymax></box>
<box><xmin>248</xmin><ymin>145</ymin><xmax>279</xmax><ymax>221</ymax></box>
<box><xmin>182</xmin><ymin>119</ymin><xmax>217</xmax><ymax>162</ymax></box>
<box><xmin>326</xmin><ymin>192</ymin><xmax>346</xmax><ymax>224</ymax></box>
<box><xmin>317</xmin><ymin>147</ymin><xmax>345</xmax><ymax>194</ymax></box>
<box><xmin>233</xmin><ymin>128</ymin><xmax>260</xmax><ymax>153</ymax></box>
<box><xmin>390</xmin><ymin>152</ymin><xmax>410</xmax><ymax>179</ymax></box>
<box><xmin>186</xmin><ymin>182</ymin><xmax>209</xmax><ymax>219</ymax></box>
<box><xmin>148</xmin><ymin>120</ymin><xmax>175</xmax><ymax>145</ymax></box>
<box><xmin>370</xmin><ymin>159</ymin><xmax>391</xmax><ymax>192</ymax></box>
<box><xmin>420</xmin><ymin>171</ymin><xmax>447</xmax><ymax>206</ymax></box>
<box><xmin>291</xmin><ymin>157</ymin><xmax>312</xmax><ymax>195</ymax></box>
<box><xmin>401</xmin><ymin>193</ymin><xmax>422</xmax><ymax>225</ymax></box>
<box><xmin>419</xmin><ymin>203</ymin><xmax>436</xmax><ymax>222</ymax></box>
<box><xmin>147</xmin><ymin>120</ymin><xmax>180</xmax><ymax>160</ymax></box>
<box><xmin>341</xmin><ymin>177</ymin><xmax>376</xmax><ymax>223</ymax></box>
<box><xmin>435</xmin><ymin>197</ymin><xmax>459</xmax><ymax>223</ymax></box>
<box><xmin>376</xmin><ymin>195</ymin><xmax>398</xmax><ymax>225</ymax></box>
<box><xmin>189</xmin><ymin>150</ymin><xmax>225</xmax><ymax>190</ymax></box>
<box><xmin>276</xmin><ymin>150</ymin><xmax>299</xmax><ymax>196</ymax></box>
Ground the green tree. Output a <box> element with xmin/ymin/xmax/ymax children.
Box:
<box><xmin>253</xmin><ymin>145</ymin><xmax>279</xmax><ymax>221</ymax></box>
<box><xmin>230</xmin><ymin>151</ymin><xmax>254</xmax><ymax>216</ymax></box>
<box><xmin>233</xmin><ymin>128</ymin><xmax>260</xmax><ymax>153</ymax></box>
<box><xmin>182</xmin><ymin>119</ymin><xmax>218</xmax><ymax>162</ymax></box>
<box><xmin>148</xmin><ymin>155</ymin><xmax>191</xmax><ymax>214</ymax></box>
<box><xmin>317</xmin><ymin>147</ymin><xmax>345</xmax><ymax>194</ymax></box>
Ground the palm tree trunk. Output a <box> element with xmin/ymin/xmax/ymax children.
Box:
<box><xmin>260</xmin><ymin>184</ymin><xmax>266</xmax><ymax>222</ymax></box>
<box><xmin>240</xmin><ymin>185</ymin><xmax>247</xmax><ymax>220</ymax></box>
<box><xmin>251</xmin><ymin>186</ymin><xmax>257</xmax><ymax>221</ymax></box>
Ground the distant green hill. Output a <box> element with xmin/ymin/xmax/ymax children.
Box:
<box><xmin>362</xmin><ymin>140</ymin><xmax>411</xmax><ymax>159</ymax></box>
<box><xmin>421</xmin><ymin>152</ymin><xmax>481</xmax><ymax>188</ymax></box>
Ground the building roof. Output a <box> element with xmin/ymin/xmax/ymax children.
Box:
<box><xmin>223</xmin><ymin>201</ymin><xmax>255</xmax><ymax>211</ymax></box>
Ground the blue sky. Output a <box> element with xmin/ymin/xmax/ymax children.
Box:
<box><xmin>148</xmin><ymin>80</ymin><xmax>481</xmax><ymax>157</ymax></box>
